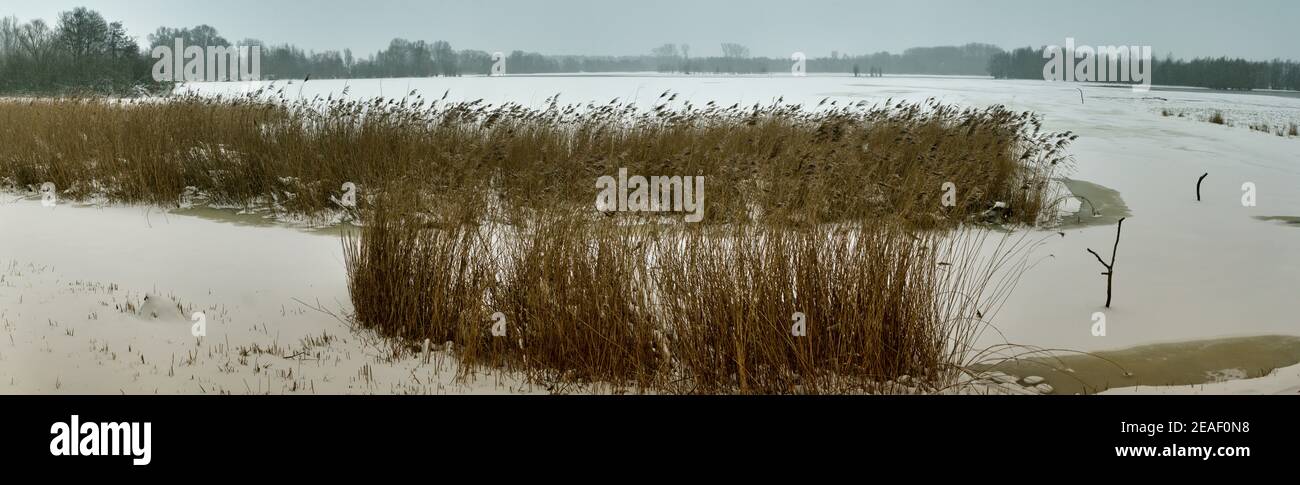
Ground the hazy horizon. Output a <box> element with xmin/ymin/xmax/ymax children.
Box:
<box><xmin>4</xmin><ymin>0</ymin><xmax>1299</xmax><ymax>61</ymax></box>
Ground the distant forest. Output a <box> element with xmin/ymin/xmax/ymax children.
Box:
<box><xmin>989</xmin><ymin>46</ymin><xmax>1300</xmax><ymax>91</ymax></box>
<box><xmin>2</xmin><ymin>7</ymin><xmax>1298</xmax><ymax>94</ymax></box>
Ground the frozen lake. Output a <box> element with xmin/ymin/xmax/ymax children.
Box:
<box><xmin>185</xmin><ymin>73</ymin><xmax>1300</xmax><ymax>351</ymax></box>
<box><xmin>4</xmin><ymin>74</ymin><xmax>1299</xmax><ymax>393</ymax></box>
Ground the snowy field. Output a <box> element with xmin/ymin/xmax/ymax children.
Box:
<box><xmin>3</xmin><ymin>74</ymin><xmax>1298</xmax><ymax>394</ymax></box>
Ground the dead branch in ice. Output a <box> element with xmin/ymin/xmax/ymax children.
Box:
<box><xmin>1086</xmin><ymin>217</ymin><xmax>1126</xmax><ymax>308</ymax></box>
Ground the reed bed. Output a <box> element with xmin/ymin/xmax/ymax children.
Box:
<box><xmin>651</xmin><ymin>222</ymin><xmax>947</xmax><ymax>394</ymax></box>
<box><xmin>344</xmin><ymin>196</ymin><xmax>1015</xmax><ymax>394</ymax></box>
<box><xmin>1</xmin><ymin>89</ymin><xmax>1072</xmax><ymax>226</ymax></box>
<box><xmin>2</xmin><ymin>89</ymin><xmax>1076</xmax><ymax>394</ymax></box>
<box><xmin>342</xmin><ymin>187</ymin><xmax>495</xmax><ymax>345</ymax></box>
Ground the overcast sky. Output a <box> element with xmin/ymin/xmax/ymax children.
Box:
<box><xmin>4</xmin><ymin>0</ymin><xmax>1296</xmax><ymax>60</ymax></box>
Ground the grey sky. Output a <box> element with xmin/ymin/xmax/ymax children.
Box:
<box><xmin>4</xmin><ymin>0</ymin><xmax>1297</xmax><ymax>60</ymax></box>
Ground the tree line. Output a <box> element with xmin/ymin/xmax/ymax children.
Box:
<box><xmin>2</xmin><ymin>7</ymin><xmax>1298</xmax><ymax>94</ymax></box>
<box><xmin>0</xmin><ymin>9</ymin><xmax>150</xmax><ymax>93</ymax></box>
<box><xmin>989</xmin><ymin>46</ymin><xmax>1300</xmax><ymax>91</ymax></box>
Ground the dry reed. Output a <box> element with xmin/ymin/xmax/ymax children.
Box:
<box><xmin>1</xmin><ymin>89</ymin><xmax>1076</xmax><ymax>394</ymax></box>
<box><xmin>1</xmin><ymin>90</ymin><xmax>1072</xmax><ymax>227</ymax></box>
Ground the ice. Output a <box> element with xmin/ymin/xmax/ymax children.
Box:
<box><xmin>6</xmin><ymin>74</ymin><xmax>1300</xmax><ymax>394</ymax></box>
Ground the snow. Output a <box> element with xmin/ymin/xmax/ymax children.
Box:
<box><xmin>1102</xmin><ymin>362</ymin><xmax>1300</xmax><ymax>395</ymax></box>
<box><xmin>5</xmin><ymin>74</ymin><xmax>1300</xmax><ymax>394</ymax></box>
<box><xmin>0</xmin><ymin>202</ymin><xmax>537</xmax><ymax>395</ymax></box>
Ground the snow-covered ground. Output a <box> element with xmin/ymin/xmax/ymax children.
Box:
<box><xmin>4</xmin><ymin>74</ymin><xmax>1299</xmax><ymax>394</ymax></box>
<box><xmin>1101</xmin><ymin>361</ymin><xmax>1300</xmax><ymax>395</ymax></box>
<box><xmin>0</xmin><ymin>202</ymin><xmax>536</xmax><ymax>394</ymax></box>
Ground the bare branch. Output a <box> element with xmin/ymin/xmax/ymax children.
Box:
<box><xmin>1085</xmin><ymin>217</ymin><xmax>1126</xmax><ymax>308</ymax></box>
<box><xmin>1110</xmin><ymin>217</ymin><xmax>1125</xmax><ymax>267</ymax></box>
<box><xmin>1086</xmin><ymin>248</ymin><xmax>1110</xmax><ymax>269</ymax></box>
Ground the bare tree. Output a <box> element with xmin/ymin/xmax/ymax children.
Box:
<box><xmin>721</xmin><ymin>43</ymin><xmax>750</xmax><ymax>59</ymax></box>
<box><xmin>56</xmin><ymin>7</ymin><xmax>109</xmax><ymax>61</ymax></box>
<box><xmin>0</xmin><ymin>16</ymin><xmax>20</xmax><ymax>55</ymax></box>
<box><xmin>650</xmin><ymin>43</ymin><xmax>678</xmax><ymax>58</ymax></box>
